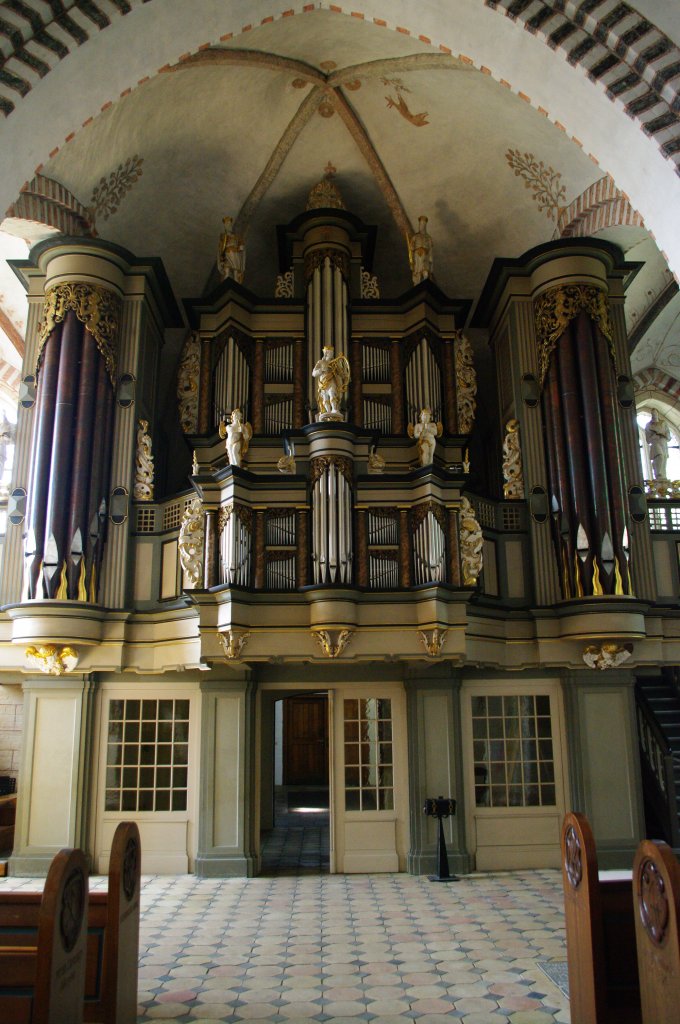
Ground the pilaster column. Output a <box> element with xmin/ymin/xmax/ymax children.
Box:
<box><xmin>390</xmin><ymin>340</ymin><xmax>404</xmax><ymax>434</ymax></box>
<box><xmin>560</xmin><ymin>670</ymin><xmax>644</xmax><ymax>868</ymax></box>
<box><xmin>203</xmin><ymin>509</ymin><xmax>219</xmax><ymax>588</ymax></box>
<box><xmin>195</xmin><ymin>676</ymin><xmax>256</xmax><ymax>877</ymax></box>
<box><xmin>405</xmin><ymin>672</ymin><xmax>471</xmax><ymax>875</ymax></box>
<box><xmin>447</xmin><ymin>506</ymin><xmax>461</xmax><ymax>587</ymax></box>
<box><xmin>399</xmin><ymin>508</ymin><xmax>411</xmax><ymax>588</ymax></box>
<box><xmin>252</xmin><ymin>340</ymin><xmax>265</xmax><ymax>434</ymax></box>
<box><xmin>443</xmin><ymin>338</ymin><xmax>457</xmax><ymax>433</ymax></box>
<box><xmin>11</xmin><ymin>674</ymin><xmax>96</xmax><ymax>876</ymax></box>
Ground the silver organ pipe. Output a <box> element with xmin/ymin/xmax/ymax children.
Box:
<box><xmin>219</xmin><ymin>507</ymin><xmax>252</xmax><ymax>586</ymax></box>
<box><xmin>311</xmin><ymin>462</ymin><xmax>353</xmax><ymax>585</ymax></box>
<box><xmin>413</xmin><ymin>510</ymin><xmax>446</xmax><ymax>585</ymax></box>
<box><xmin>323</xmin><ymin>257</ymin><xmax>332</xmax><ymax>348</ymax></box>
<box><xmin>266</xmin><ymin>512</ymin><xmax>295</xmax><ymax>546</ymax></box>
<box><xmin>266</xmin><ymin>555</ymin><xmax>296</xmax><ymax>589</ymax></box>
<box><xmin>368</xmin><ymin>512</ymin><xmax>398</xmax><ymax>546</ymax></box>
<box><xmin>306</xmin><ymin>255</ymin><xmax>349</xmax><ymax>407</ymax></box>
<box><xmin>265</xmin><ymin>341</ymin><xmax>294</xmax><ymax>384</ymax></box>
<box><xmin>362</xmin><ymin>344</ymin><xmax>390</xmax><ymax>384</ymax></box>
<box><xmin>406</xmin><ymin>337</ymin><xmax>441</xmax><ymax>426</ymax></box>
<box><xmin>214</xmin><ymin>336</ymin><xmax>250</xmax><ymax>425</ymax></box>
<box><xmin>363</xmin><ymin>398</ymin><xmax>391</xmax><ymax>433</ymax></box>
<box><xmin>264</xmin><ymin>396</ymin><xmax>293</xmax><ymax>434</ymax></box>
<box><xmin>369</xmin><ymin>553</ymin><xmax>399</xmax><ymax>589</ymax></box>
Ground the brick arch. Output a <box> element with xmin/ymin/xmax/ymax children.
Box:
<box><xmin>634</xmin><ymin>368</ymin><xmax>680</xmax><ymax>404</ymax></box>
<box><xmin>0</xmin><ymin>0</ymin><xmax>678</xmax><ymax>184</ymax></box>
<box><xmin>487</xmin><ymin>0</ymin><xmax>680</xmax><ymax>177</ymax></box>
<box><xmin>5</xmin><ymin>173</ymin><xmax>92</xmax><ymax>236</ymax></box>
<box><xmin>557</xmin><ymin>174</ymin><xmax>645</xmax><ymax>238</ymax></box>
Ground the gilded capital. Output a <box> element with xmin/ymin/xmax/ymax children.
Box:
<box><xmin>36</xmin><ymin>281</ymin><xmax>121</xmax><ymax>384</ymax></box>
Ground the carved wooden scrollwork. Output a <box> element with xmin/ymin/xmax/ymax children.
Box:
<box><xmin>638</xmin><ymin>857</ymin><xmax>669</xmax><ymax>945</ymax></box>
<box><xmin>310</xmin><ymin>455</ymin><xmax>353</xmax><ymax>485</ymax></box>
<box><xmin>534</xmin><ymin>284</ymin><xmax>615</xmax><ymax>385</ymax></box>
<box><xmin>37</xmin><ymin>282</ymin><xmax>121</xmax><ymax>384</ymax></box>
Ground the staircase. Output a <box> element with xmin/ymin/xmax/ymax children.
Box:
<box><xmin>636</xmin><ymin>675</ymin><xmax>680</xmax><ymax>850</ymax></box>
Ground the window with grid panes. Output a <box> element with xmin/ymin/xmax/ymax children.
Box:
<box><xmin>344</xmin><ymin>698</ymin><xmax>394</xmax><ymax>811</ymax></box>
<box><xmin>105</xmin><ymin>698</ymin><xmax>189</xmax><ymax>812</ymax></box>
<box><xmin>472</xmin><ymin>694</ymin><xmax>555</xmax><ymax>808</ymax></box>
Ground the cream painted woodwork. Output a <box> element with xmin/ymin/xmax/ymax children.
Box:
<box><xmin>461</xmin><ymin>680</ymin><xmax>569</xmax><ymax>872</ymax></box>
<box><xmin>11</xmin><ymin>676</ymin><xmax>94</xmax><ymax>875</ymax></box>
<box><xmin>332</xmin><ymin>683</ymin><xmax>409</xmax><ymax>874</ymax></box>
<box><xmin>91</xmin><ymin>682</ymin><xmax>200</xmax><ymax>874</ymax></box>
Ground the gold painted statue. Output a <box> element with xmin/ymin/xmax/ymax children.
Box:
<box><xmin>219</xmin><ymin>408</ymin><xmax>253</xmax><ymax>467</ymax></box>
<box><xmin>312</xmin><ymin>345</ymin><xmax>351</xmax><ymax>421</ymax></box>
<box><xmin>217</xmin><ymin>216</ymin><xmax>245</xmax><ymax>284</ymax></box>
<box><xmin>408</xmin><ymin>214</ymin><xmax>433</xmax><ymax>285</ymax></box>
<box><xmin>408</xmin><ymin>408</ymin><xmax>442</xmax><ymax>466</ymax></box>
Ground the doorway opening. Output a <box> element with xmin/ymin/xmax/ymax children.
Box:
<box><xmin>260</xmin><ymin>692</ymin><xmax>330</xmax><ymax>875</ymax></box>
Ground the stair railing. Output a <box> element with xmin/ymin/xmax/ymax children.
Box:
<box><xmin>636</xmin><ymin>689</ymin><xmax>680</xmax><ymax>848</ymax></box>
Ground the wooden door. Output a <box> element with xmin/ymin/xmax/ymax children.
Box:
<box><xmin>283</xmin><ymin>695</ymin><xmax>328</xmax><ymax>785</ymax></box>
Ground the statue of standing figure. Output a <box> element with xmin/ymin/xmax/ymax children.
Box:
<box><xmin>217</xmin><ymin>216</ymin><xmax>246</xmax><ymax>284</ymax></box>
<box><xmin>408</xmin><ymin>408</ymin><xmax>442</xmax><ymax>466</ymax></box>
<box><xmin>0</xmin><ymin>412</ymin><xmax>16</xmax><ymax>485</ymax></box>
<box><xmin>408</xmin><ymin>215</ymin><xmax>433</xmax><ymax>285</ymax></box>
<box><xmin>312</xmin><ymin>345</ymin><xmax>351</xmax><ymax>421</ymax></box>
<box><xmin>219</xmin><ymin>408</ymin><xmax>253</xmax><ymax>467</ymax></box>
<box><xmin>645</xmin><ymin>408</ymin><xmax>672</xmax><ymax>480</ymax></box>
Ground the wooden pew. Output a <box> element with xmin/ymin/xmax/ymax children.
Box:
<box><xmin>0</xmin><ymin>821</ymin><xmax>141</xmax><ymax>1024</ymax></box>
<box><xmin>633</xmin><ymin>838</ymin><xmax>680</xmax><ymax>1023</ymax></box>
<box><xmin>0</xmin><ymin>846</ymin><xmax>89</xmax><ymax>1023</ymax></box>
<box><xmin>560</xmin><ymin>810</ymin><xmax>641</xmax><ymax>1024</ymax></box>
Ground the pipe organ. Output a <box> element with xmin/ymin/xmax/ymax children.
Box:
<box><xmin>213</xmin><ymin>335</ymin><xmax>250</xmax><ymax>427</ymax></box>
<box><xmin>311</xmin><ymin>457</ymin><xmax>354</xmax><ymax>586</ymax></box>
<box><xmin>219</xmin><ymin>504</ymin><xmax>252</xmax><ymax>586</ymax></box>
<box><xmin>405</xmin><ymin>337</ymin><xmax>442</xmax><ymax>426</ymax></box>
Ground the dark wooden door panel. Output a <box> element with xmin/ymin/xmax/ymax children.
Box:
<box><xmin>283</xmin><ymin>695</ymin><xmax>328</xmax><ymax>785</ymax></box>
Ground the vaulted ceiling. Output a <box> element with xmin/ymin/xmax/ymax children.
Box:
<box><xmin>0</xmin><ymin>0</ymin><xmax>679</xmax><ymax>412</ymax></box>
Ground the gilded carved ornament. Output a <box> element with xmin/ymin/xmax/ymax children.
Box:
<box><xmin>218</xmin><ymin>630</ymin><xmax>250</xmax><ymax>659</ymax></box>
<box><xmin>312</xmin><ymin>628</ymin><xmax>353</xmax><ymax>659</ymax></box>
<box><xmin>459</xmin><ymin>497</ymin><xmax>483</xmax><ymax>586</ymax></box>
<box><xmin>177</xmin><ymin>332</ymin><xmax>201</xmax><ymax>434</ymax></box>
<box><xmin>37</xmin><ymin>283</ymin><xmax>121</xmax><ymax>384</ymax></box>
<box><xmin>134</xmin><ymin>419</ymin><xmax>154</xmax><ymax>501</ymax></box>
<box><xmin>582</xmin><ymin>641</ymin><xmax>633</xmax><ymax>671</ymax></box>
<box><xmin>304</xmin><ymin>248</ymin><xmax>350</xmax><ymax>281</ymax></box>
<box><xmin>411</xmin><ymin>500</ymin><xmax>446</xmax><ymax>532</ymax></box>
<box><xmin>455</xmin><ymin>331</ymin><xmax>477</xmax><ymax>434</ymax></box>
<box><xmin>25</xmin><ymin>644</ymin><xmax>78</xmax><ymax>676</ymax></box>
<box><xmin>534</xmin><ymin>284</ymin><xmax>615</xmax><ymax>385</ymax></box>
<box><xmin>310</xmin><ymin>455</ymin><xmax>353</xmax><ymax>485</ymax></box>
<box><xmin>418</xmin><ymin>628</ymin><xmax>447</xmax><ymax>657</ymax></box>
<box><xmin>178</xmin><ymin>497</ymin><xmax>204</xmax><ymax>589</ymax></box>
<box><xmin>502</xmin><ymin>419</ymin><xmax>525</xmax><ymax>500</ymax></box>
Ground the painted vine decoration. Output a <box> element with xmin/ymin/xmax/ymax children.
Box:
<box><xmin>37</xmin><ymin>282</ymin><xmax>121</xmax><ymax>384</ymax></box>
<box><xmin>534</xmin><ymin>284</ymin><xmax>615</xmax><ymax>385</ymax></box>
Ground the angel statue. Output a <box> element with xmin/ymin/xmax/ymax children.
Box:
<box><xmin>408</xmin><ymin>215</ymin><xmax>433</xmax><ymax>285</ymax></box>
<box><xmin>219</xmin><ymin>408</ymin><xmax>253</xmax><ymax>467</ymax></box>
<box><xmin>408</xmin><ymin>408</ymin><xmax>443</xmax><ymax>466</ymax></box>
<box><xmin>312</xmin><ymin>345</ymin><xmax>351</xmax><ymax>422</ymax></box>
<box><xmin>217</xmin><ymin>216</ymin><xmax>245</xmax><ymax>284</ymax></box>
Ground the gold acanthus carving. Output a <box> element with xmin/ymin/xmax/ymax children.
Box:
<box><xmin>310</xmin><ymin>455</ymin><xmax>353</xmax><ymax>485</ymax></box>
<box><xmin>312</xmin><ymin>628</ymin><xmax>353</xmax><ymax>658</ymax></box>
<box><xmin>534</xmin><ymin>284</ymin><xmax>615</xmax><ymax>385</ymax></box>
<box><xmin>218</xmin><ymin>630</ymin><xmax>250</xmax><ymax>659</ymax></box>
<box><xmin>459</xmin><ymin>496</ymin><xmax>483</xmax><ymax>586</ymax></box>
<box><xmin>178</xmin><ymin>497</ymin><xmax>204</xmax><ymax>589</ymax></box>
<box><xmin>218</xmin><ymin>503</ymin><xmax>252</xmax><ymax>535</ymax></box>
<box><xmin>37</xmin><ymin>283</ymin><xmax>121</xmax><ymax>384</ymax></box>
<box><xmin>411</xmin><ymin>500</ymin><xmax>446</xmax><ymax>532</ymax></box>
<box><xmin>502</xmin><ymin>419</ymin><xmax>525</xmax><ymax>500</ymax></box>
<box><xmin>304</xmin><ymin>248</ymin><xmax>350</xmax><ymax>281</ymax></box>
<box><xmin>25</xmin><ymin>644</ymin><xmax>78</xmax><ymax>676</ymax></box>
<box><xmin>455</xmin><ymin>331</ymin><xmax>477</xmax><ymax>434</ymax></box>
<box><xmin>418</xmin><ymin>628</ymin><xmax>447</xmax><ymax>657</ymax></box>
<box><xmin>177</xmin><ymin>331</ymin><xmax>201</xmax><ymax>434</ymax></box>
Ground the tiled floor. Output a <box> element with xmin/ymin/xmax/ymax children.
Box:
<box><xmin>0</xmin><ymin>799</ymin><xmax>570</xmax><ymax>1023</ymax></box>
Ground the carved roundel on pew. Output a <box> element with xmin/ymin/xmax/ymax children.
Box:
<box><xmin>564</xmin><ymin>825</ymin><xmax>582</xmax><ymax>888</ymax></box>
<box><xmin>60</xmin><ymin>868</ymin><xmax>86</xmax><ymax>953</ymax></box>
<box><xmin>639</xmin><ymin>858</ymin><xmax>669</xmax><ymax>946</ymax></box>
<box><xmin>123</xmin><ymin>837</ymin><xmax>138</xmax><ymax>901</ymax></box>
